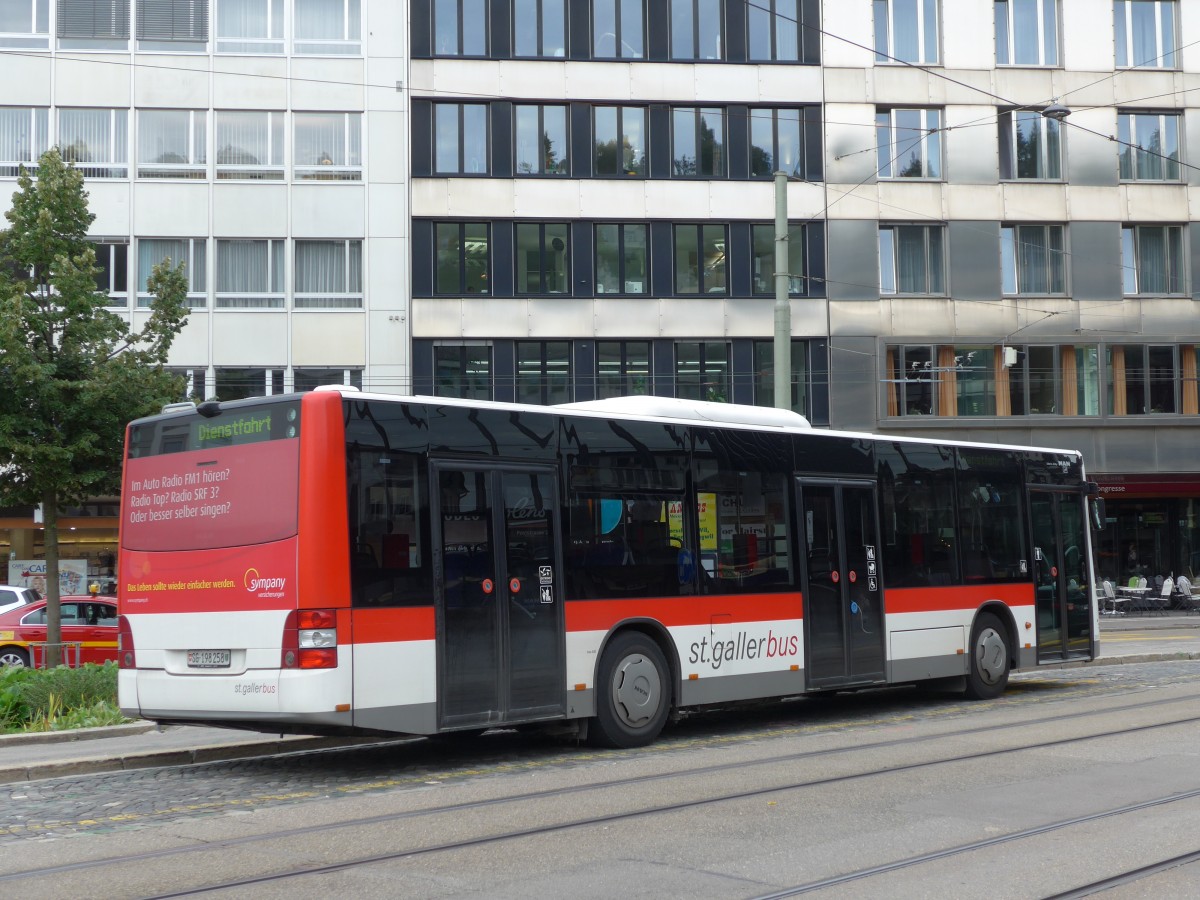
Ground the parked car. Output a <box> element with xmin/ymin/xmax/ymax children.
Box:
<box><xmin>0</xmin><ymin>585</ymin><xmax>42</xmax><ymax>617</ymax></box>
<box><xmin>0</xmin><ymin>597</ymin><xmax>119</xmax><ymax>667</ymax></box>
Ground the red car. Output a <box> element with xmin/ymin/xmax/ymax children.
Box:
<box><xmin>0</xmin><ymin>597</ymin><xmax>119</xmax><ymax>668</ymax></box>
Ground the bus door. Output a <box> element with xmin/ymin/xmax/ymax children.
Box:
<box><xmin>796</xmin><ymin>479</ymin><xmax>886</xmax><ymax>688</ymax></box>
<box><xmin>433</xmin><ymin>463</ymin><xmax>565</xmax><ymax>730</ymax></box>
<box><xmin>1030</xmin><ymin>489</ymin><xmax>1094</xmax><ymax>661</ymax></box>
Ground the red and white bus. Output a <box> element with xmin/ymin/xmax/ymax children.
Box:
<box><xmin>117</xmin><ymin>390</ymin><xmax>1100</xmax><ymax>747</ymax></box>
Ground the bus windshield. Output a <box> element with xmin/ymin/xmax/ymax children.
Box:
<box><xmin>122</xmin><ymin>400</ymin><xmax>301</xmax><ymax>552</ymax></box>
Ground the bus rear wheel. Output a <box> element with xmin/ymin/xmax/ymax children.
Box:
<box><xmin>592</xmin><ymin>632</ymin><xmax>670</xmax><ymax>749</ymax></box>
<box><xmin>965</xmin><ymin>612</ymin><xmax>1010</xmax><ymax>700</ymax></box>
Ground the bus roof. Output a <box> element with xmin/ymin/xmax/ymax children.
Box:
<box><xmin>136</xmin><ymin>388</ymin><xmax>1084</xmax><ymax>464</ymax></box>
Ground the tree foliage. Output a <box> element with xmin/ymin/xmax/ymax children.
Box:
<box><xmin>0</xmin><ymin>148</ymin><xmax>189</xmax><ymax>663</ymax></box>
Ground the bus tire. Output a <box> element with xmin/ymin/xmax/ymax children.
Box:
<box><xmin>592</xmin><ymin>632</ymin><xmax>671</xmax><ymax>749</ymax></box>
<box><xmin>965</xmin><ymin>612</ymin><xmax>1009</xmax><ymax>700</ymax></box>
<box><xmin>0</xmin><ymin>646</ymin><xmax>30</xmax><ymax>668</ymax></box>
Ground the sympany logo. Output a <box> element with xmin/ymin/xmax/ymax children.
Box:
<box><xmin>244</xmin><ymin>567</ymin><xmax>287</xmax><ymax>593</ymax></box>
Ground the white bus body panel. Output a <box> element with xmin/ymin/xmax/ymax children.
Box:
<box><xmin>120</xmin><ymin>610</ymin><xmax>352</xmax><ymax>721</ymax></box>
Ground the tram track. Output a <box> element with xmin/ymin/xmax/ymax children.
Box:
<box><xmin>1</xmin><ymin>687</ymin><xmax>1197</xmax><ymax>849</ymax></box>
<box><xmin>2</xmin><ymin>692</ymin><xmax>1199</xmax><ymax>896</ymax></box>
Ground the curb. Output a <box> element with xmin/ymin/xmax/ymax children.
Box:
<box><xmin>0</xmin><ymin>734</ymin><xmax>396</xmax><ymax>785</ymax></box>
<box><xmin>0</xmin><ymin>721</ymin><xmax>159</xmax><ymax>748</ymax></box>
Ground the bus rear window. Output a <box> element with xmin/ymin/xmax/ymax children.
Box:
<box><xmin>122</xmin><ymin>401</ymin><xmax>300</xmax><ymax>552</ymax></box>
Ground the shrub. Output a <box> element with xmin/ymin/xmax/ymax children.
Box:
<box><xmin>0</xmin><ymin>662</ymin><xmax>124</xmax><ymax>732</ymax></box>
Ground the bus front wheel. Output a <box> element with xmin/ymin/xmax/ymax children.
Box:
<box><xmin>965</xmin><ymin>612</ymin><xmax>1010</xmax><ymax>700</ymax></box>
<box><xmin>592</xmin><ymin>632</ymin><xmax>670</xmax><ymax>748</ymax></box>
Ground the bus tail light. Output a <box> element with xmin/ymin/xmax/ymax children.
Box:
<box><xmin>117</xmin><ymin>615</ymin><xmax>137</xmax><ymax>669</ymax></box>
<box><xmin>282</xmin><ymin>609</ymin><xmax>338</xmax><ymax>669</ymax></box>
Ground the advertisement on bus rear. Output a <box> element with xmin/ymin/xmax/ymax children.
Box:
<box><xmin>120</xmin><ymin>432</ymin><xmax>300</xmax><ymax>613</ymax></box>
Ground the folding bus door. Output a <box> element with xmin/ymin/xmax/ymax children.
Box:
<box><xmin>797</xmin><ymin>479</ymin><xmax>886</xmax><ymax>689</ymax></box>
<box><xmin>1030</xmin><ymin>489</ymin><xmax>1094</xmax><ymax>661</ymax></box>
<box><xmin>433</xmin><ymin>463</ymin><xmax>566</xmax><ymax>730</ymax></box>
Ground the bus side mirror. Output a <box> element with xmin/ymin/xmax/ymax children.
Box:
<box><xmin>1090</xmin><ymin>497</ymin><xmax>1105</xmax><ymax>532</ymax></box>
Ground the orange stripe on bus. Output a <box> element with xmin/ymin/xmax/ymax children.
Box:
<box><xmin>884</xmin><ymin>583</ymin><xmax>1033</xmax><ymax>614</ymax></box>
<box><xmin>350</xmin><ymin>607</ymin><xmax>436</xmax><ymax>643</ymax></box>
<box><xmin>564</xmin><ymin>593</ymin><xmax>803</xmax><ymax>632</ymax></box>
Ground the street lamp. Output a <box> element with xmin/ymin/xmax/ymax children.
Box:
<box><xmin>1042</xmin><ymin>101</ymin><xmax>1071</xmax><ymax>121</ymax></box>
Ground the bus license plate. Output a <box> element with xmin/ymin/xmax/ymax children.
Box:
<box><xmin>187</xmin><ymin>650</ymin><xmax>231</xmax><ymax>668</ymax></box>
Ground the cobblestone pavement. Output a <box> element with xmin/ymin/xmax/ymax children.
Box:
<box><xmin>2</xmin><ymin>660</ymin><xmax>1198</xmax><ymax>844</ymax></box>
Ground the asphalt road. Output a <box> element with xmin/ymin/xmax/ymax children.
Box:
<box><xmin>0</xmin><ymin>633</ymin><xmax>1198</xmax><ymax>897</ymax></box>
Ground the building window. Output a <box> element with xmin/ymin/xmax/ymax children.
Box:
<box><xmin>1117</xmin><ymin>111</ymin><xmax>1180</xmax><ymax>180</ymax></box>
<box><xmin>294</xmin><ymin>368</ymin><xmax>363</xmax><ymax>391</ymax></box>
<box><xmin>515</xmin><ymin>222</ymin><xmax>569</xmax><ymax>294</ymax></box>
<box><xmin>1001</xmin><ymin>224</ymin><xmax>1065</xmax><ymax>294</ymax></box>
<box><xmin>214</xmin><ymin>367</ymin><xmax>283</xmax><ymax>399</ymax></box>
<box><xmin>593</xmin><ymin>0</ymin><xmax>643</xmax><ymax>59</ymax></box>
<box><xmin>1114</xmin><ymin>0</ymin><xmax>1176</xmax><ymax>68</ymax></box>
<box><xmin>951</xmin><ymin>345</ymin><xmax>996</xmax><ymax>416</ymax></box>
<box><xmin>294</xmin><ymin>239</ymin><xmax>362</xmax><ymax>308</ymax></box>
<box><xmin>93</xmin><ymin>242</ymin><xmax>128</xmax><ymax>307</ymax></box>
<box><xmin>0</xmin><ymin>107</ymin><xmax>48</xmax><ymax>175</ymax></box>
<box><xmin>435</xmin><ymin>222</ymin><xmax>490</xmax><ymax>294</ymax></box>
<box><xmin>137</xmin><ymin>0</ymin><xmax>208</xmax><ymax>48</ymax></box>
<box><xmin>676</xmin><ymin>341</ymin><xmax>730</xmax><ymax>402</ymax></box>
<box><xmin>515</xmin><ymin>104</ymin><xmax>568</xmax><ymax>175</ymax></box>
<box><xmin>750</xmin><ymin>107</ymin><xmax>805</xmax><ymax>179</ymax></box>
<box><xmin>995</xmin><ymin>0</ymin><xmax>1057</xmax><ymax>65</ymax></box>
<box><xmin>215</xmin><ymin>239</ymin><xmax>285</xmax><ymax>308</ymax></box>
<box><xmin>137</xmin><ymin>109</ymin><xmax>206</xmax><ymax>179</ymax></box>
<box><xmin>877</xmin><ymin>108</ymin><xmax>941</xmax><ymax>178</ymax></box>
<box><xmin>672</xmin><ymin>107</ymin><xmax>726</xmax><ymax>177</ymax></box>
<box><xmin>215</xmin><ymin>0</ymin><xmax>282</xmax><ymax>52</ymax></box>
<box><xmin>435</xmin><ymin>344</ymin><xmax>492</xmax><ymax>399</ymax></box>
<box><xmin>998</xmin><ymin>109</ymin><xmax>1061</xmax><ymax>179</ymax></box>
<box><xmin>215</xmin><ymin>110</ymin><xmax>283</xmax><ymax>179</ymax></box>
<box><xmin>138</xmin><ymin>238</ymin><xmax>206</xmax><ymax>308</ymax></box>
<box><xmin>752</xmin><ymin>223</ymin><xmax>806</xmax><ymax>295</ymax></box>
<box><xmin>1008</xmin><ymin>348</ymin><xmax>1056</xmax><ymax>417</ymax></box>
<box><xmin>879</xmin><ymin>224</ymin><xmax>944</xmax><ymax>295</ymax></box>
<box><xmin>887</xmin><ymin>345</ymin><xmax>936</xmax><ymax>416</ymax></box>
<box><xmin>56</xmin><ymin>0</ymin><xmax>128</xmax><ymax>47</ymax></box>
<box><xmin>514</xmin><ymin>0</ymin><xmax>565</xmax><ymax>58</ymax></box>
<box><xmin>874</xmin><ymin>0</ymin><xmax>938</xmax><ymax>64</ymax></box>
<box><xmin>593</xmin><ymin>105</ymin><xmax>646</xmax><ymax>177</ymax></box>
<box><xmin>58</xmin><ymin>108</ymin><xmax>127</xmax><ymax>178</ymax></box>
<box><xmin>294</xmin><ymin>112</ymin><xmax>361</xmax><ymax>180</ymax></box>
<box><xmin>1122</xmin><ymin>225</ymin><xmax>1183</xmax><ymax>295</ymax></box>
<box><xmin>670</xmin><ymin>0</ymin><xmax>722</xmax><ymax>60</ymax></box>
<box><xmin>294</xmin><ymin>0</ymin><xmax>361</xmax><ymax>54</ymax></box>
<box><xmin>753</xmin><ymin>339</ymin><xmax>807</xmax><ymax>414</ymax></box>
<box><xmin>748</xmin><ymin>0</ymin><xmax>800</xmax><ymax>61</ymax></box>
<box><xmin>596</xmin><ymin>341</ymin><xmax>651</xmax><ymax>398</ymax></box>
<box><xmin>433</xmin><ymin>0</ymin><xmax>487</xmax><ymax>56</ymax></box>
<box><xmin>517</xmin><ymin>341</ymin><xmax>572</xmax><ymax>405</ymax></box>
<box><xmin>434</xmin><ymin>103</ymin><xmax>488</xmax><ymax>175</ymax></box>
<box><xmin>1108</xmin><ymin>344</ymin><xmax>1178</xmax><ymax>414</ymax></box>
<box><xmin>675</xmin><ymin>224</ymin><xmax>727</xmax><ymax>294</ymax></box>
<box><xmin>595</xmin><ymin>223</ymin><xmax>648</xmax><ymax>295</ymax></box>
<box><xmin>2</xmin><ymin>0</ymin><xmax>50</xmax><ymax>48</ymax></box>
<box><xmin>169</xmin><ymin>367</ymin><xmax>208</xmax><ymax>401</ymax></box>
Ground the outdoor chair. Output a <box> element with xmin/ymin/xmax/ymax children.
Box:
<box><xmin>1101</xmin><ymin>579</ymin><xmax>1123</xmax><ymax>615</ymax></box>
<box><xmin>1155</xmin><ymin>577</ymin><xmax>1174</xmax><ymax>615</ymax></box>
<box><xmin>1174</xmin><ymin>575</ymin><xmax>1200</xmax><ymax>612</ymax></box>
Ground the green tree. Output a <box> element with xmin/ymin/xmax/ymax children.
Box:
<box><xmin>0</xmin><ymin>148</ymin><xmax>188</xmax><ymax>666</ymax></box>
